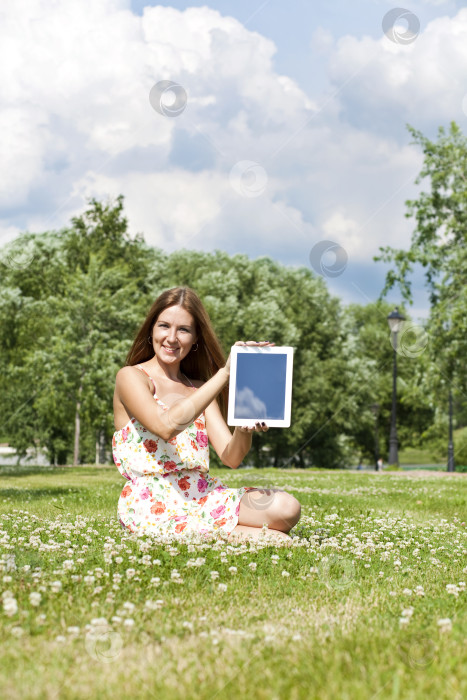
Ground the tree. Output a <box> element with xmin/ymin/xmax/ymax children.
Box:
<box><xmin>376</xmin><ymin>122</ymin><xmax>467</xmax><ymax>458</ymax></box>
<box><xmin>0</xmin><ymin>198</ymin><xmax>163</xmax><ymax>464</ymax></box>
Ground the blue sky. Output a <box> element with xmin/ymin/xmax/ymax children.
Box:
<box><xmin>1</xmin><ymin>0</ymin><xmax>466</xmax><ymax>320</ymax></box>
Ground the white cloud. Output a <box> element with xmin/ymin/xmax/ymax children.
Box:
<box><xmin>1</xmin><ymin>0</ymin><xmax>466</xmax><ymax>314</ymax></box>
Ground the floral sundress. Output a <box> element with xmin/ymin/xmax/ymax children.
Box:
<box><xmin>112</xmin><ymin>365</ymin><xmax>253</xmax><ymax>537</ymax></box>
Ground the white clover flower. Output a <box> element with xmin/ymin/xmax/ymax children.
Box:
<box><xmin>123</xmin><ymin>618</ymin><xmax>135</xmax><ymax>628</ymax></box>
<box><xmin>115</xmin><ymin>557</ymin><xmax>123</xmax><ymax>564</ymax></box>
<box><xmin>401</xmin><ymin>607</ymin><xmax>414</xmax><ymax>618</ymax></box>
<box><xmin>125</xmin><ymin>569</ymin><xmax>136</xmax><ymax>579</ymax></box>
<box><xmin>67</xmin><ymin>626</ymin><xmax>80</xmax><ymax>636</ymax></box>
<box><xmin>83</xmin><ymin>575</ymin><xmax>95</xmax><ymax>585</ymax></box>
<box><xmin>111</xmin><ymin>616</ymin><xmax>123</xmax><ymax>625</ymax></box>
<box><xmin>50</xmin><ymin>581</ymin><xmax>62</xmax><ymax>593</ymax></box>
<box><xmin>11</xmin><ymin>626</ymin><xmax>24</xmax><ymax>638</ymax></box>
<box><xmin>402</xmin><ymin>588</ymin><xmax>413</xmax><ymax>597</ymax></box>
<box><xmin>29</xmin><ymin>592</ymin><xmax>41</xmax><ymax>607</ymax></box>
<box><xmin>3</xmin><ymin>576</ymin><xmax>12</xmax><ymax>583</ymax></box>
<box><xmin>55</xmin><ymin>635</ymin><xmax>66</xmax><ymax>643</ymax></box>
<box><xmin>150</xmin><ymin>577</ymin><xmax>160</xmax><ymax>586</ymax></box>
<box><xmin>281</xmin><ymin>571</ymin><xmax>290</xmax><ymax>578</ymax></box>
<box><xmin>446</xmin><ymin>584</ymin><xmax>459</xmax><ymax>597</ymax></box>
<box><xmin>437</xmin><ymin>618</ymin><xmax>452</xmax><ymax>633</ymax></box>
<box><xmin>3</xmin><ymin>597</ymin><xmax>18</xmax><ymax>617</ymax></box>
<box><xmin>248</xmin><ymin>562</ymin><xmax>257</xmax><ymax>571</ymax></box>
<box><xmin>228</xmin><ymin>567</ymin><xmax>237</xmax><ymax>575</ymax></box>
<box><xmin>210</xmin><ymin>571</ymin><xmax>219</xmax><ymax>580</ymax></box>
<box><xmin>152</xmin><ymin>559</ymin><xmax>161</xmax><ymax>566</ymax></box>
<box><xmin>217</xmin><ymin>583</ymin><xmax>228</xmax><ymax>592</ymax></box>
<box><xmin>122</xmin><ymin>601</ymin><xmax>135</xmax><ymax>614</ymax></box>
<box><xmin>458</xmin><ymin>582</ymin><xmax>466</xmax><ymax>591</ymax></box>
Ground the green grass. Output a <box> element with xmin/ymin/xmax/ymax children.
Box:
<box><xmin>398</xmin><ymin>446</ymin><xmax>444</xmax><ymax>466</ymax></box>
<box><xmin>1</xmin><ymin>466</ymin><xmax>466</xmax><ymax>700</ymax></box>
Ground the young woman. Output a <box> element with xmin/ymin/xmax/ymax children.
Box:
<box><xmin>112</xmin><ymin>286</ymin><xmax>301</xmax><ymax>543</ymax></box>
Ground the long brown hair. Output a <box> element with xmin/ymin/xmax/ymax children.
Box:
<box><xmin>126</xmin><ymin>287</ymin><xmax>229</xmax><ymax>418</ymax></box>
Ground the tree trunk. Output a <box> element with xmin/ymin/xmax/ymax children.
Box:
<box><xmin>95</xmin><ymin>430</ymin><xmax>106</xmax><ymax>465</ymax></box>
<box><xmin>73</xmin><ymin>383</ymin><xmax>83</xmax><ymax>466</ymax></box>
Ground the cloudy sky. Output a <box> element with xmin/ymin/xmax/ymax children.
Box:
<box><xmin>2</xmin><ymin>0</ymin><xmax>467</xmax><ymax>319</ymax></box>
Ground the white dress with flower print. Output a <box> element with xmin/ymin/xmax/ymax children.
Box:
<box><xmin>112</xmin><ymin>366</ymin><xmax>253</xmax><ymax>536</ymax></box>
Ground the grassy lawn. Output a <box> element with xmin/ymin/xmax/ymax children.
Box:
<box><xmin>1</xmin><ymin>466</ymin><xmax>466</xmax><ymax>700</ymax></box>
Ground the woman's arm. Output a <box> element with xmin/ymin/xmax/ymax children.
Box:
<box><xmin>205</xmin><ymin>398</ymin><xmax>267</xmax><ymax>468</ymax></box>
<box><xmin>115</xmin><ymin>365</ymin><xmax>230</xmax><ymax>442</ymax></box>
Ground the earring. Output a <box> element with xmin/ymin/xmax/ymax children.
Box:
<box><xmin>148</xmin><ymin>336</ymin><xmax>152</xmax><ymax>345</ymax></box>
<box><xmin>192</xmin><ymin>342</ymin><xmax>199</xmax><ymax>352</ymax></box>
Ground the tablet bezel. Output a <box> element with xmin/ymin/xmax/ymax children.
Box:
<box><xmin>227</xmin><ymin>345</ymin><xmax>294</xmax><ymax>428</ymax></box>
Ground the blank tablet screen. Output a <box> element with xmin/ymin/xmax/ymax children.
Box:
<box><xmin>227</xmin><ymin>346</ymin><xmax>293</xmax><ymax>427</ymax></box>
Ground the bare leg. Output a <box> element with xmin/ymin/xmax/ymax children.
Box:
<box><xmin>227</xmin><ymin>489</ymin><xmax>301</xmax><ymax>543</ymax></box>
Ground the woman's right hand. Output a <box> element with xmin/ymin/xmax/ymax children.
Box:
<box><xmin>224</xmin><ymin>340</ymin><xmax>275</xmax><ymax>374</ymax></box>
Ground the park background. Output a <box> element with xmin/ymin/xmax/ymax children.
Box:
<box><xmin>1</xmin><ymin>4</ymin><xmax>466</xmax><ymax>700</ymax></box>
<box><xmin>1</xmin><ymin>1</ymin><xmax>467</xmax><ymax>470</ymax></box>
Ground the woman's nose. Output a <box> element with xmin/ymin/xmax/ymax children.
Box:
<box><xmin>167</xmin><ymin>328</ymin><xmax>177</xmax><ymax>343</ymax></box>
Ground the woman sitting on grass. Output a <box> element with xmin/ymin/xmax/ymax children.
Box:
<box><xmin>112</xmin><ymin>286</ymin><xmax>300</xmax><ymax>543</ymax></box>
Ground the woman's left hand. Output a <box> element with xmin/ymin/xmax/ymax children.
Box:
<box><xmin>237</xmin><ymin>422</ymin><xmax>269</xmax><ymax>434</ymax></box>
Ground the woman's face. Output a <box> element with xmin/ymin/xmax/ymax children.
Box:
<box><xmin>151</xmin><ymin>305</ymin><xmax>197</xmax><ymax>365</ymax></box>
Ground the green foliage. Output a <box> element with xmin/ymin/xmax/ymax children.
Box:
<box><xmin>0</xmin><ymin>193</ymin><xmax>446</xmax><ymax>467</ymax></box>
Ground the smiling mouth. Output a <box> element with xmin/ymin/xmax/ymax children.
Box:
<box><xmin>162</xmin><ymin>346</ymin><xmax>179</xmax><ymax>353</ymax></box>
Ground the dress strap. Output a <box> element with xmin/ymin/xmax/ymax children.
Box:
<box><xmin>135</xmin><ymin>365</ymin><xmax>156</xmax><ymax>393</ymax></box>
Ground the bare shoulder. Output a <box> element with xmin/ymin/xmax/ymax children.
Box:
<box><xmin>115</xmin><ymin>365</ymin><xmax>148</xmax><ymax>391</ymax></box>
<box><xmin>116</xmin><ymin>365</ymin><xmax>140</xmax><ymax>382</ymax></box>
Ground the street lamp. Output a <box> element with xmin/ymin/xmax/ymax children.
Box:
<box><xmin>387</xmin><ymin>308</ymin><xmax>405</xmax><ymax>466</ymax></box>
<box><xmin>370</xmin><ymin>403</ymin><xmax>380</xmax><ymax>471</ymax></box>
<box><xmin>447</xmin><ymin>389</ymin><xmax>455</xmax><ymax>472</ymax></box>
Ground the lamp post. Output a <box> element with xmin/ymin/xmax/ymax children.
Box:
<box><xmin>387</xmin><ymin>308</ymin><xmax>405</xmax><ymax>466</ymax></box>
<box><xmin>447</xmin><ymin>389</ymin><xmax>455</xmax><ymax>472</ymax></box>
<box><xmin>370</xmin><ymin>403</ymin><xmax>380</xmax><ymax>471</ymax></box>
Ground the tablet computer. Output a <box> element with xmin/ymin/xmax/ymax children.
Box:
<box><xmin>227</xmin><ymin>346</ymin><xmax>294</xmax><ymax>428</ymax></box>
